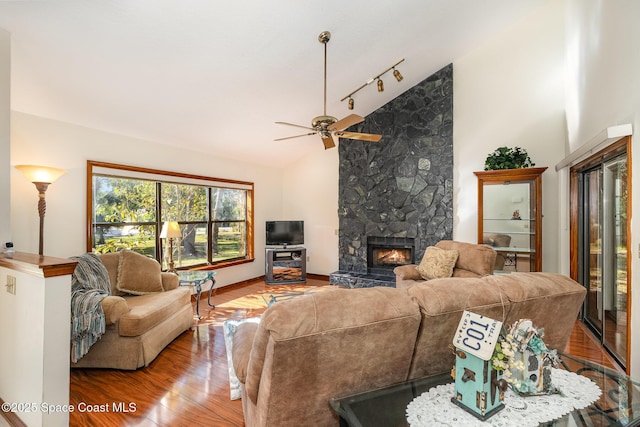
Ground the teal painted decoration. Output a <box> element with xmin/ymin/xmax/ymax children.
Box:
<box><xmin>451</xmin><ymin>311</ymin><xmax>508</xmax><ymax>421</ymax></box>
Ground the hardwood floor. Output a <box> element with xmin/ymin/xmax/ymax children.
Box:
<box><xmin>64</xmin><ymin>277</ymin><xmax>622</xmax><ymax>427</ymax></box>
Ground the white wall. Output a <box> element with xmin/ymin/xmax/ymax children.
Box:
<box><xmin>10</xmin><ymin>112</ymin><xmax>284</xmax><ymax>287</ymax></box>
<box><xmin>453</xmin><ymin>0</ymin><xmax>566</xmax><ymax>272</ymax></box>
<box><xmin>281</xmin><ymin>146</ymin><xmax>339</xmax><ymax>275</ymax></box>
<box><xmin>0</xmin><ymin>30</ymin><xmax>10</xmax><ymax>246</ymax></box>
<box><xmin>564</xmin><ymin>0</ymin><xmax>640</xmax><ymax>376</ymax></box>
<box><xmin>0</xmin><ymin>266</ymin><xmax>72</xmax><ymax>427</ymax></box>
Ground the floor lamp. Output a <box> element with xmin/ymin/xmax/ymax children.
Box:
<box><xmin>15</xmin><ymin>164</ymin><xmax>67</xmax><ymax>256</ymax></box>
<box><xmin>160</xmin><ymin>221</ymin><xmax>181</xmax><ymax>273</ymax></box>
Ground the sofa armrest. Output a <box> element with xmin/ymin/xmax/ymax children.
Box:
<box><xmin>231</xmin><ymin>322</ymin><xmax>260</xmax><ymax>383</ymax></box>
<box><xmin>161</xmin><ymin>272</ymin><xmax>179</xmax><ymax>291</ymax></box>
<box><xmin>394</xmin><ymin>264</ymin><xmax>421</xmax><ymax>281</ymax></box>
<box><xmin>101</xmin><ymin>296</ymin><xmax>130</xmax><ymax>325</ymax></box>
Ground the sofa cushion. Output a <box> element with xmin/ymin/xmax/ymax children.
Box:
<box><xmin>405</xmin><ymin>276</ymin><xmax>512</xmax><ymax>379</ymax></box>
<box><xmin>485</xmin><ymin>272</ymin><xmax>587</xmax><ymax>351</ymax></box>
<box><xmin>116</xmin><ymin>250</ymin><xmax>164</xmax><ymax>295</ymax></box>
<box><xmin>416</xmin><ymin>246</ymin><xmax>458</xmax><ymax>280</ymax></box>
<box><xmin>118</xmin><ymin>287</ymin><xmax>191</xmax><ymax>336</ymax></box>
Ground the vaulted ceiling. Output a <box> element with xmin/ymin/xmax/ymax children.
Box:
<box><xmin>0</xmin><ymin>1</ymin><xmax>541</xmax><ymax>167</ymax></box>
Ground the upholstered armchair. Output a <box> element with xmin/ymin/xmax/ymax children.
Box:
<box><xmin>71</xmin><ymin>250</ymin><xmax>193</xmax><ymax>370</ymax></box>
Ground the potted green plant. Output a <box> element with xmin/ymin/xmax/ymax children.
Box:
<box><xmin>484</xmin><ymin>146</ymin><xmax>535</xmax><ymax>171</ymax></box>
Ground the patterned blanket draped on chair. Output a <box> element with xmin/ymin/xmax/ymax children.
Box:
<box><xmin>70</xmin><ymin>253</ymin><xmax>110</xmax><ymax>363</ymax></box>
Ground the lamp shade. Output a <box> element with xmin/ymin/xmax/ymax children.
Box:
<box><xmin>160</xmin><ymin>221</ymin><xmax>181</xmax><ymax>239</ymax></box>
<box><xmin>15</xmin><ymin>164</ymin><xmax>67</xmax><ymax>184</ymax></box>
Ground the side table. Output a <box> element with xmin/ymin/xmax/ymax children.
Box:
<box><xmin>177</xmin><ymin>271</ymin><xmax>216</xmax><ymax>319</ymax></box>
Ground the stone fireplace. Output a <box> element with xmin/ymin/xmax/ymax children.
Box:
<box><xmin>367</xmin><ymin>236</ymin><xmax>415</xmax><ymax>275</ymax></box>
<box><xmin>334</xmin><ymin>63</ymin><xmax>454</xmax><ymax>287</ymax></box>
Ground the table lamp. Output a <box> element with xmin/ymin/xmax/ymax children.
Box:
<box><xmin>160</xmin><ymin>221</ymin><xmax>181</xmax><ymax>273</ymax></box>
<box><xmin>15</xmin><ymin>164</ymin><xmax>67</xmax><ymax>256</ymax></box>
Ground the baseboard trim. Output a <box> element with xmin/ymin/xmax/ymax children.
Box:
<box><xmin>194</xmin><ymin>274</ymin><xmax>330</xmax><ymax>299</ymax></box>
<box><xmin>306</xmin><ymin>273</ymin><xmax>329</xmax><ymax>281</ymax></box>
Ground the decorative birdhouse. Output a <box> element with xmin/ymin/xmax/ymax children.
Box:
<box><xmin>451</xmin><ymin>311</ymin><xmax>508</xmax><ymax>421</ymax></box>
<box><xmin>505</xmin><ymin>319</ymin><xmax>558</xmax><ymax>396</ymax></box>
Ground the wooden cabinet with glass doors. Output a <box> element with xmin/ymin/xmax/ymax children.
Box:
<box><xmin>474</xmin><ymin>167</ymin><xmax>547</xmax><ymax>272</ymax></box>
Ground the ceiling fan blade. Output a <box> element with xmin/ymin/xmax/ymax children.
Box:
<box><xmin>329</xmin><ymin>114</ymin><xmax>365</xmax><ymax>131</ymax></box>
<box><xmin>335</xmin><ymin>131</ymin><xmax>382</xmax><ymax>142</ymax></box>
<box><xmin>274</xmin><ymin>132</ymin><xmax>317</xmax><ymax>141</ymax></box>
<box><xmin>321</xmin><ymin>134</ymin><xmax>336</xmax><ymax>150</ymax></box>
<box><xmin>275</xmin><ymin>121</ymin><xmax>315</xmax><ymax>131</ymax></box>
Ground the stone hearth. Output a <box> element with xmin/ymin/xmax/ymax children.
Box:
<box><xmin>334</xmin><ymin>64</ymin><xmax>454</xmax><ymax>285</ymax></box>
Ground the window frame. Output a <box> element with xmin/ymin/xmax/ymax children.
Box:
<box><xmin>87</xmin><ymin>160</ymin><xmax>255</xmax><ymax>270</ymax></box>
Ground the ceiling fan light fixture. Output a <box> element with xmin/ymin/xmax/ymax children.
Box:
<box><xmin>348</xmin><ymin>97</ymin><xmax>354</xmax><ymax>110</ymax></box>
<box><xmin>393</xmin><ymin>68</ymin><xmax>403</xmax><ymax>82</ymax></box>
<box><xmin>377</xmin><ymin>78</ymin><xmax>384</xmax><ymax>92</ymax></box>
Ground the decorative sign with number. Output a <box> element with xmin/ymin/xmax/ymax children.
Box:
<box><xmin>452</xmin><ymin>311</ymin><xmax>503</xmax><ymax>361</ymax></box>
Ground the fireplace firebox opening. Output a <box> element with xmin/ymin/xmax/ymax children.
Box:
<box><xmin>367</xmin><ymin>237</ymin><xmax>415</xmax><ymax>275</ymax></box>
<box><xmin>372</xmin><ymin>248</ymin><xmax>412</xmax><ymax>267</ymax></box>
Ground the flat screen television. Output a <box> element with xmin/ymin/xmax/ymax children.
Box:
<box><xmin>266</xmin><ymin>220</ymin><xmax>304</xmax><ymax>246</ymax></box>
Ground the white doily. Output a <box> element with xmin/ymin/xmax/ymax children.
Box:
<box><xmin>406</xmin><ymin>369</ymin><xmax>601</xmax><ymax>427</ymax></box>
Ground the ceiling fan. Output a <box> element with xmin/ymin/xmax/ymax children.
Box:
<box><xmin>275</xmin><ymin>31</ymin><xmax>382</xmax><ymax>150</ymax></box>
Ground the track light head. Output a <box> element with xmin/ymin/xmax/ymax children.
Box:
<box><xmin>348</xmin><ymin>97</ymin><xmax>354</xmax><ymax>110</ymax></box>
<box><xmin>393</xmin><ymin>68</ymin><xmax>403</xmax><ymax>82</ymax></box>
<box><xmin>377</xmin><ymin>78</ymin><xmax>384</xmax><ymax>92</ymax></box>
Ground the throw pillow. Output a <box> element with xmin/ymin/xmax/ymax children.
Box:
<box><xmin>416</xmin><ymin>246</ymin><xmax>459</xmax><ymax>280</ymax></box>
<box><xmin>223</xmin><ymin>317</ymin><xmax>261</xmax><ymax>400</ymax></box>
<box><xmin>116</xmin><ymin>249</ymin><xmax>164</xmax><ymax>295</ymax></box>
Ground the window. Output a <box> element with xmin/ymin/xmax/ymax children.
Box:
<box><xmin>88</xmin><ymin>161</ymin><xmax>254</xmax><ymax>270</ymax></box>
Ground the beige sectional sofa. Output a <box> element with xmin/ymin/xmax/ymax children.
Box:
<box><xmin>231</xmin><ymin>272</ymin><xmax>586</xmax><ymax>427</ymax></box>
<box><xmin>71</xmin><ymin>251</ymin><xmax>194</xmax><ymax>370</ymax></box>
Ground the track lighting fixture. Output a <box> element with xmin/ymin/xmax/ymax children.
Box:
<box><xmin>340</xmin><ymin>58</ymin><xmax>404</xmax><ymax>109</ymax></box>
<box><xmin>393</xmin><ymin>67</ymin><xmax>403</xmax><ymax>82</ymax></box>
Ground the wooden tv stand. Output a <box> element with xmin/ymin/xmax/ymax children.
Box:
<box><xmin>265</xmin><ymin>247</ymin><xmax>307</xmax><ymax>284</ymax></box>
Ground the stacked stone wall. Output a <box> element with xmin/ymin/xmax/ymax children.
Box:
<box><xmin>338</xmin><ymin>64</ymin><xmax>453</xmax><ymax>272</ymax></box>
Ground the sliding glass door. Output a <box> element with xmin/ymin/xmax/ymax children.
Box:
<box><xmin>574</xmin><ymin>141</ymin><xmax>629</xmax><ymax>369</ymax></box>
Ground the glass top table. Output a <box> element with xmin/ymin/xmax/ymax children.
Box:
<box><xmin>329</xmin><ymin>353</ymin><xmax>640</xmax><ymax>427</ymax></box>
<box><xmin>177</xmin><ymin>270</ymin><xmax>216</xmax><ymax>319</ymax></box>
